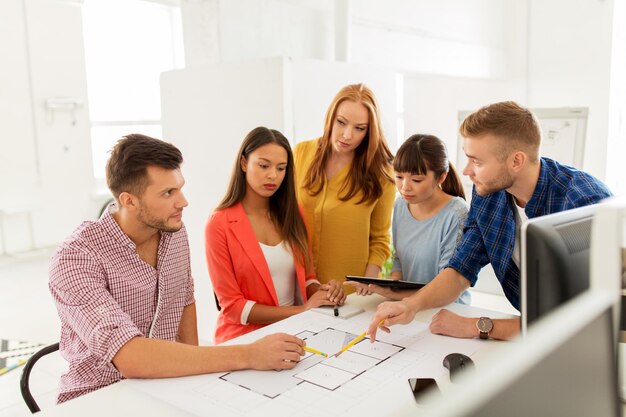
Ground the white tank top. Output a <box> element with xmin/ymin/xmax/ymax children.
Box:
<box><xmin>260</xmin><ymin>242</ymin><xmax>297</xmax><ymax>306</ymax></box>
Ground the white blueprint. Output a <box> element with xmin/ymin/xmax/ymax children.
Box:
<box><xmin>128</xmin><ymin>309</ymin><xmax>487</xmax><ymax>417</ymax></box>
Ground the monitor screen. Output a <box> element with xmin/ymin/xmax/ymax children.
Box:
<box><xmin>521</xmin><ymin>204</ymin><xmax>598</xmax><ymax>333</ymax></box>
<box><xmin>393</xmin><ymin>290</ymin><xmax>621</xmax><ymax>417</ymax></box>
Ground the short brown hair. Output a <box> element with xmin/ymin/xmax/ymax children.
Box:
<box><xmin>459</xmin><ymin>101</ymin><xmax>541</xmax><ymax>162</ymax></box>
<box><xmin>106</xmin><ymin>134</ymin><xmax>183</xmax><ymax>199</ymax></box>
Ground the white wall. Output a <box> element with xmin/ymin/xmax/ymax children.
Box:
<box><xmin>180</xmin><ymin>0</ymin><xmax>334</xmax><ymax>66</ymax></box>
<box><xmin>0</xmin><ymin>0</ymin><xmax>38</xmax><ymax>253</ymax></box>
<box><xmin>527</xmin><ymin>0</ymin><xmax>616</xmax><ymax>181</ymax></box>
<box><xmin>0</xmin><ymin>0</ymin><xmax>38</xmax><ymax>199</ymax></box>
<box><xmin>351</xmin><ymin>0</ymin><xmax>517</xmax><ymax>78</ymax></box>
<box><xmin>178</xmin><ymin>0</ymin><xmax>220</xmax><ymax>66</ymax></box>
<box><xmin>180</xmin><ymin>0</ymin><xmax>527</xmax><ymax>77</ymax></box>
<box><xmin>0</xmin><ymin>0</ymin><xmax>104</xmax><ymax>254</ymax></box>
<box><xmin>606</xmin><ymin>0</ymin><xmax>626</xmax><ymax>195</ymax></box>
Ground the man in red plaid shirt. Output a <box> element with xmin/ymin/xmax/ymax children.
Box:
<box><xmin>49</xmin><ymin>134</ymin><xmax>305</xmax><ymax>403</ymax></box>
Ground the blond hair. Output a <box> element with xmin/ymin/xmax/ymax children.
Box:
<box><xmin>459</xmin><ymin>101</ymin><xmax>541</xmax><ymax>162</ymax></box>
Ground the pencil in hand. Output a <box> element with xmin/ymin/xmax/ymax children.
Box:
<box><xmin>335</xmin><ymin>319</ymin><xmax>386</xmax><ymax>357</ymax></box>
<box><xmin>334</xmin><ymin>331</ymin><xmax>366</xmax><ymax>357</ymax></box>
<box><xmin>303</xmin><ymin>345</ymin><xmax>328</xmax><ymax>358</ymax></box>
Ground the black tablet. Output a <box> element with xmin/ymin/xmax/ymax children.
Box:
<box><xmin>345</xmin><ymin>276</ymin><xmax>425</xmax><ymax>290</ymax></box>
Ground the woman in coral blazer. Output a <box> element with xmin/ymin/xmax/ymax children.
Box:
<box><xmin>206</xmin><ymin>127</ymin><xmax>345</xmax><ymax>344</ymax></box>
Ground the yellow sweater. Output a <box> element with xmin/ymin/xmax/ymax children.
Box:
<box><xmin>294</xmin><ymin>139</ymin><xmax>395</xmax><ymax>287</ymax></box>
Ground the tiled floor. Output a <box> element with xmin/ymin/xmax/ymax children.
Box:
<box><xmin>0</xmin><ymin>347</ymin><xmax>64</xmax><ymax>417</ymax></box>
<box><xmin>0</xmin><ymin>249</ymin><xmax>62</xmax><ymax>417</ymax></box>
<box><xmin>0</xmin><ymin>250</ymin><xmax>518</xmax><ymax>416</ymax></box>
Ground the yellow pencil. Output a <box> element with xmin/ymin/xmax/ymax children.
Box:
<box><xmin>0</xmin><ymin>358</ymin><xmax>28</xmax><ymax>376</ymax></box>
<box><xmin>335</xmin><ymin>319</ymin><xmax>386</xmax><ymax>357</ymax></box>
<box><xmin>336</xmin><ymin>331</ymin><xmax>366</xmax><ymax>356</ymax></box>
<box><xmin>303</xmin><ymin>346</ymin><xmax>328</xmax><ymax>357</ymax></box>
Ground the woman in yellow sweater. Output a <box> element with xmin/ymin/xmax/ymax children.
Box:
<box><xmin>294</xmin><ymin>83</ymin><xmax>395</xmax><ymax>292</ymax></box>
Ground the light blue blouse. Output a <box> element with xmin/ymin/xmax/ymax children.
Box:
<box><xmin>392</xmin><ymin>195</ymin><xmax>471</xmax><ymax>304</ymax></box>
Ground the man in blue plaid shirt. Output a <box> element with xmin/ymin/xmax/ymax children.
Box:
<box><xmin>368</xmin><ymin>101</ymin><xmax>611</xmax><ymax>341</ymax></box>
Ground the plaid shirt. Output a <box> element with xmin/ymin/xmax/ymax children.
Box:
<box><xmin>448</xmin><ymin>158</ymin><xmax>612</xmax><ymax>310</ymax></box>
<box><xmin>49</xmin><ymin>207</ymin><xmax>195</xmax><ymax>403</ymax></box>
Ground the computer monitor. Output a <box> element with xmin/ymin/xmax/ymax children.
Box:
<box><xmin>520</xmin><ymin>204</ymin><xmax>599</xmax><ymax>333</ymax></box>
<box><xmin>392</xmin><ymin>289</ymin><xmax>621</xmax><ymax>417</ymax></box>
<box><xmin>589</xmin><ymin>197</ymin><xmax>626</xmax><ymax>342</ymax></box>
<box><xmin>589</xmin><ymin>198</ymin><xmax>626</xmax><ymax>400</ymax></box>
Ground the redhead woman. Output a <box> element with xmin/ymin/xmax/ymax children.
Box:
<box><xmin>294</xmin><ymin>84</ymin><xmax>395</xmax><ymax>292</ymax></box>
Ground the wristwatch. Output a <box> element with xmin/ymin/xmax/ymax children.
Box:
<box><xmin>476</xmin><ymin>317</ymin><xmax>493</xmax><ymax>340</ymax></box>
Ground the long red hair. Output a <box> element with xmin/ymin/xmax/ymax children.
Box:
<box><xmin>302</xmin><ymin>83</ymin><xmax>393</xmax><ymax>204</ymax></box>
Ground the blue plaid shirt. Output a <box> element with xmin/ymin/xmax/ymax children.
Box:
<box><xmin>447</xmin><ymin>157</ymin><xmax>612</xmax><ymax>310</ymax></box>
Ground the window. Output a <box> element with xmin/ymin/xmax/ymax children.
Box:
<box><xmin>82</xmin><ymin>0</ymin><xmax>185</xmax><ymax>179</ymax></box>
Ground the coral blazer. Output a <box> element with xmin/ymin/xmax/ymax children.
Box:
<box><xmin>205</xmin><ymin>203</ymin><xmax>315</xmax><ymax>344</ymax></box>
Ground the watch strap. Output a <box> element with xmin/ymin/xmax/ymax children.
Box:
<box><xmin>476</xmin><ymin>316</ymin><xmax>493</xmax><ymax>339</ymax></box>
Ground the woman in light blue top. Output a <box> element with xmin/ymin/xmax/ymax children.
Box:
<box><xmin>346</xmin><ymin>134</ymin><xmax>470</xmax><ymax>304</ymax></box>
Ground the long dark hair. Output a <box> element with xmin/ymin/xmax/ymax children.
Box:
<box><xmin>217</xmin><ymin>127</ymin><xmax>311</xmax><ymax>270</ymax></box>
<box><xmin>302</xmin><ymin>83</ymin><xmax>394</xmax><ymax>204</ymax></box>
<box><xmin>393</xmin><ymin>134</ymin><xmax>465</xmax><ymax>200</ymax></box>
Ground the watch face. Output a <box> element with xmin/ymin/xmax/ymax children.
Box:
<box><xmin>477</xmin><ymin>317</ymin><xmax>493</xmax><ymax>333</ymax></box>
